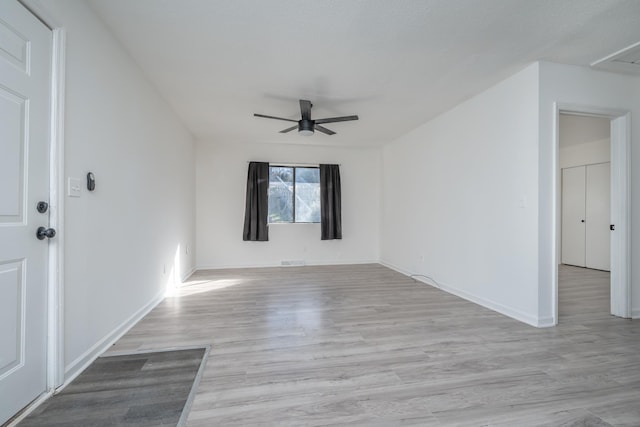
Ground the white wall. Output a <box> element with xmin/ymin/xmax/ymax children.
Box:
<box><xmin>196</xmin><ymin>141</ymin><xmax>380</xmax><ymax>268</ymax></box>
<box><xmin>381</xmin><ymin>63</ymin><xmax>542</xmax><ymax>326</ymax></box>
<box><xmin>44</xmin><ymin>1</ymin><xmax>196</xmax><ymax>378</ymax></box>
<box><xmin>559</xmin><ymin>114</ymin><xmax>610</xmax><ymax>169</ymax></box>
<box><xmin>538</xmin><ymin>62</ymin><xmax>640</xmax><ymax>320</ymax></box>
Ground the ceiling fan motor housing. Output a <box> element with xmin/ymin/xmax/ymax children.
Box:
<box><xmin>298</xmin><ymin>119</ymin><xmax>315</xmax><ymax>136</ymax></box>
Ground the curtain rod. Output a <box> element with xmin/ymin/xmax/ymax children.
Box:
<box><xmin>246</xmin><ymin>161</ymin><xmax>341</xmax><ymax>167</ymax></box>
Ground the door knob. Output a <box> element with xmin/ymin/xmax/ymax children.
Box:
<box><xmin>36</xmin><ymin>227</ymin><xmax>56</xmax><ymax>240</ymax></box>
<box><xmin>37</xmin><ymin>201</ymin><xmax>49</xmax><ymax>213</ymax></box>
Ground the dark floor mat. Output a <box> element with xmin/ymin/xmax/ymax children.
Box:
<box><xmin>18</xmin><ymin>348</ymin><xmax>207</xmax><ymax>427</ymax></box>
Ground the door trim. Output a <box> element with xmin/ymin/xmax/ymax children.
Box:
<box><xmin>47</xmin><ymin>26</ymin><xmax>65</xmax><ymax>390</ymax></box>
<box><xmin>609</xmin><ymin>113</ymin><xmax>631</xmax><ymax>317</ymax></box>
<box><xmin>553</xmin><ymin>103</ymin><xmax>631</xmax><ymax>322</ymax></box>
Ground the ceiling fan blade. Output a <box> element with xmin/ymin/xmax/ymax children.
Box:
<box><xmin>299</xmin><ymin>100</ymin><xmax>312</xmax><ymax>120</ymax></box>
<box><xmin>315</xmin><ymin>115</ymin><xmax>359</xmax><ymax>124</ymax></box>
<box><xmin>254</xmin><ymin>113</ymin><xmax>298</xmax><ymax>123</ymax></box>
<box><xmin>314</xmin><ymin>125</ymin><xmax>336</xmax><ymax>135</ymax></box>
<box><xmin>279</xmin><ymin>125</ymin><xmax>298</xmax><ymax>133</ymax></box>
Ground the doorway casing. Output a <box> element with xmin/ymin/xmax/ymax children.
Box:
<box><xmin>47</xmin><ymin>25</ymin><xmax>65</xmax><ymax>391</ymax></box>
<box><xmin>553</xmin><ymin>103</ymin><xmax>631</xmax><ymax>323</ymax></box>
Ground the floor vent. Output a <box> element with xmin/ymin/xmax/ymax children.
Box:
<box><xmin>591</xmin><ymin>41</ymin><xmax>640</xmax><ymax>75</ymax></box>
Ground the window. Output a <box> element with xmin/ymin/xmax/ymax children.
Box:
<box><xmin>268</xmin><ymin>166</ymin><xmax>320</xmax><ymax>223</ymax></box>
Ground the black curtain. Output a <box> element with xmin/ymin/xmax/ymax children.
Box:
<box><xmin>320</xmin><ymin>164</ymin><xmax>342</xmax><ymax>240</ymax></box>
<box><xmin>242</xmin><ymin>162</ymin><xmax>269</xmax><ymax>241</ymax></box>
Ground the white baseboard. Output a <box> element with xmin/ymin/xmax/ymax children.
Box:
<box><xmin>195</xmin><ymin>259</ymin><xmax>379</xmax><ymax>271</ymax></box>
<box><xmin>62</xmin><ymin>290</ymin><xmax>165</xmax><ymax>390</ymax></box>
<box><xmin>632</xmin><ymin>308</ymin><xmax>640</xmax><ymax>319</ymax></box>
<box><xmin>181</xmin><ymin>265</ymin><xmax>197</xmax><ymax>282</ymax></box>
<box><xmin>305</xmin><ymin>259</ymin><xmax>379</xmax><ymax>266</ymax></box>
<box><xmin>379</xmin><ymin>260</ymin><xmax>426</xmax><ymax>282</ymax></box>
<box><xmin>380</xmin><ymin>260</ymin><xmax>549</xmax><ymax>328</ymax></box>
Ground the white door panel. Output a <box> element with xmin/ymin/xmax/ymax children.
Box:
<box><xmin>561</xmin><ymin>166</ymin><xmax>586</xmax><ymax>267</ymax></box>
<box><xmin>0</xmin><ymin>86</ymin><xmax>25</xmax><ymax>220</ymax></box>
<box><xmin>586</xmin><ymin>163</ymin><xmax>611</xmax><ymax>271</ymax></box>
<box><xmin>0</xmin><ymin>1</ymin><xmax>52</xmax><ymax>424</ymax></box>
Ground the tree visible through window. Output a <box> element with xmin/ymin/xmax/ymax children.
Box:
<box><xmin>268</xmin><ymin>166</ymin><xmax>320</xmax><ymax>223</ymax></box>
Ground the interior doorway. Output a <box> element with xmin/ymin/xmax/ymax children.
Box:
<box><xmin>560</xmin><ymin>114</ymin><xmax>611</xmax><ymax>271</ymax></box>
<box><xmin>555</xmin><ymin>107</ymin><xmax>631</xmax><ymax>323</ymax></box>
<box><xmin>558</xmin><ymin>114</ymin><xmax>611</xmax><ymax>320</ymax></box>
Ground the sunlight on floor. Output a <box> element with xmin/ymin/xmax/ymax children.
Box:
<box><xmin>170</xmin><ymin>278</ymin><xmax>248</xmax><ymax>297</ymax></box>
<box><xmin>164</xmin><ymin>244</ymin><xmax>251</xmax><ymax>297</ymax></box>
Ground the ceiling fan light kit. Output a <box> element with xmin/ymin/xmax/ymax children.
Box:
<box><xmin>298</xmin><ymin>120</ymin><xmax>315</xmax><ymax>136</ymax></box>
<box><xmin>254</xmin><ymin>99</ymin><xmax>358</xmax><ymax>136</ymax></box>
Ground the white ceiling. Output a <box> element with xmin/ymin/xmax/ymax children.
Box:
<box><xmin>88</xmin><ymin>0</ymin><xmax>640</xmax><ymax>148</ymax></box>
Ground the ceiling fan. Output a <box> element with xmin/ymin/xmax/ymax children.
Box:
<box><xmin>254</xmin><ymin>99</ymin><xmax>358</xmax><ymax>136</ymax></box>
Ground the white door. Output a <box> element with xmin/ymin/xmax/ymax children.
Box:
<box><xmin>586</xmin><ymin>162</ymin><xmax>611</xmax><ymax>271</ymax></box>
<box><xmin>561</xmin><ymin>163</ymin><xmax>611</xmax><ymax>271</ymax></box>
<box><xmin>0</xmin><ymin>1</ymin><xmax>52</xmax><ymax>424</ymax></box>
<box><xmin>561</xmin><ymin>166</ymin><xmax>586</xmax><ymax>267</ymax></box>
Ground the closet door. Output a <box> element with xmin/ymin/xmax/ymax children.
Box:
<box><xmin>561</xmin><ymin>166</ymin><xmax>586</xmax><ymax>267</ymax></box>
<box><xmin>586</xmin><ymin>163</ymin><xmax>610</xmax><ymax>271</ymax></box>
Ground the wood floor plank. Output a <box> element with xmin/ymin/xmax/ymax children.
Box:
<box><xmin>100</xmin><ymin>264</ymin><xmax>640</xmax><ymax>426</ymax></box>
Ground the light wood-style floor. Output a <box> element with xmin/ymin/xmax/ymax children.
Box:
<box><xmin>107</xmin><ymin>264</ymin><xmax>640</xmax><ymax>426</ymax></box>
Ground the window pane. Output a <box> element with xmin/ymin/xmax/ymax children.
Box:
<box><xmin>295</xmin><ymin>167</ymin><xmax>320</xmax><ymax>223</ymax></box>
<box><xmin>268</xmin><ymin>167</ymin><xmax>293</xmax><ymax>222</ymax></box>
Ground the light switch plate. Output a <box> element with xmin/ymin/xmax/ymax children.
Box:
<box><xmin>68</xmin><ymin>177</ymin><xmax>82</xmax><ymax>197</ymax></box>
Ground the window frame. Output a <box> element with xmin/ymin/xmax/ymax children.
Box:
<box><xmin>268</xmin><ymin>165</ymin><xmax>320</xmax><ymax>224</ymax></box>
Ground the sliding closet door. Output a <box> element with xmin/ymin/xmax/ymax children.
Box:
<box><xmin>562</xmin><ymin>166</ymin><xmax>586</xmax><ymax>267</ymax></box>
<box><xmin>561</xmin><ymin>163</ymin><xmax>611</xmax><ymax>271</ymax></box>
<box><xmin>585</xmin><ymin>163</ymin><xmax>610</xmax><ymax>271</ymax></box>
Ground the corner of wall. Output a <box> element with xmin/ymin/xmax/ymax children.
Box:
<box><xmin>62</xmin><ymin>290</ymin><xmax>165</xmax><ymax>389</ymax></box>
<box><xmin>380</xmin><ymin>261</ymin><xmax>545</xmax><ymax>328</ymax></box>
